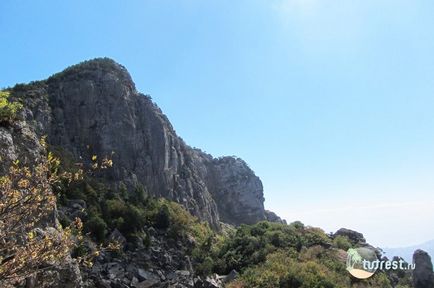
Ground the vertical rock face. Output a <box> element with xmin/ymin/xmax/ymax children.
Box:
<box><xmin>205</xmin><ymin>157</ymin><xmax>265</xmax><ymax>225</ymax></box>
<box><xmin>413</xmin><ymin>249</ymin><xmax>434</xmax><ymax>288</ymax></box>
<box><xmin>11</xmin><ymin>58</ymin><xmax>268</xmax><ymax>228</ymax></box>
<box><xmin>0</xmin><ymin>106</ymin><xmax>47</xmax><ymax>174</ymax></box>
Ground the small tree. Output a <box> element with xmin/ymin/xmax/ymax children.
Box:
<box><xmin>154</xmin><ymin>204</ymin><xmax>170</xmax><ymax>229</ymax></box>
<box><xmin>0</xmin><ymin>157</ymin><xmax>80</xmax><ymax>285</ymax></box>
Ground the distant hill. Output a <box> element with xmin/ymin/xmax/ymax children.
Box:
<box><xmin>383</xmin><ymin>240</ymin><xmax>434</xmax><ymax>264</ymax></box>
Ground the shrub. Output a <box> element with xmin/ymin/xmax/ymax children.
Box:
<box><xmin>0</xmin><ymin>90</ymin><xmax>23</xmax><ymax>124</ymax></box>
<box><xmin>112</xmin><ymin>217</ymin><xmax>125</xmax><ymax>231</ymax></box>
<box><xmin>120</xmin><ymin>205</ymin><xmax>145</xmax><ymax>234</ymax></box>
<box><xmin>301</xmin><ymin>227</ymin><xmax>332</xmax><ymax>248</ymax></box>
<box><xmin>147</xmin><ymin>199</ymin><xmax>213</xmax><ymax>243</ymax></box>
<box><xmin>332</xmin><ymin>235</ymin><xmax>352</xmax><ymax>250</ymax></box>
<box><xmin>130</xmin><ymin>184</ymin><xmax>147</xmax><ymax>203</ymax></box>
<box><xmin>196</xmin><ymin>256</ymin><xmax>214</xmax><ymax>275</ymax></box>
<box><xmin>289</xmin><ymin>220</ymin><xmax>305</xmax><ymax>230</ymax></box>
<box><xmin>102</xmin><ymin>198</ymin><xmax>146</xmax><ymax>235</ymax></box>
<box><xmin>154</xmin><ymin>204</ymin><xmax>170</xmax><ymax>229</ymax></box>
<box><xmin>105</xmin><ymin>199</ymin><xmax>128</xmax><ymax>218</ymax></box>
<box><xmin>0</xmin><ymin>159</ymin><xmax>76</xmax><ymax>284</ymax></box>
<box><xmin>85</xmin><ymin>215</ymin><xmax>107</xmax><ymax>242</ymax></box>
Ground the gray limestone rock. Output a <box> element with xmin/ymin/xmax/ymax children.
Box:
<box><xmin>334</xmin><ymin>228</ymin><xmax>366</xmax><ymax>245</ymax></box>
<box><xmin>413</xmin><ymin>249</ymin><xmax>434</xmax><ymax>288</ymax></box>
<box><xmin>265</xmin><ymin>210</ymin><xmax>287</xmax><ymax>224</ymax></box>
<box><xmin>205</xmin><ymin>156</ymin><xmax>266</xmax><ymax>225</ymax></box>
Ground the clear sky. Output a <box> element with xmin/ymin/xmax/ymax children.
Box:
<box><xmin>1</xmin><ymin>0</ymin><xmax>434</xmax><ymax>248</ymax></box>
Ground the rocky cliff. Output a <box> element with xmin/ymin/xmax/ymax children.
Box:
<box><xmin>7</xmin><ymin>58</ymin><xmax>268</xmax><ymax>229</ymax></box>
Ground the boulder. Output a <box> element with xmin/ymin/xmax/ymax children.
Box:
<box><xmin>334</xmin><ymin>228</ymin><xmax>366</xmax><ymax>244</ymax></box>
<box><xmin>222</xmin><ymin>269</ymin><xmax>238</xmax><ymax>283</ymax></box>
<box><xmin>137</xmin><ymin>269</ymin><xmax>159</xmax><ymax>282</ymax></box>
<box><xmin>108</xmin><ymin>229</ymin><xmax>127</xmax><ymax>248</ymax></box>
<box><xmin>134</xmin><ymin>279</ymin><xmax>161</xmax><ymax>288</ymax></box>
<box><xmin>413</xmin><ymin>249</ymin><xmax>434</xmax><ymax>288</ymax></box>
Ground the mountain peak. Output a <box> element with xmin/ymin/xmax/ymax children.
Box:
<box><xmin>47</xmin><ymin>58</ymin><xmax>135</xmax><ymax>91</ymax></box>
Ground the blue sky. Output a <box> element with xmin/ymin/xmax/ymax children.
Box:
<box><xmin>1</xmin><ymin>0</ymin><xmax>434</xmax><ymax>247</ymax></box>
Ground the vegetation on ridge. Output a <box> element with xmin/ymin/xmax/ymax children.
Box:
<box><xmin>195</xmin><ymin>220</ymin><xmax>408</xmax><ymax>287</ymax></box>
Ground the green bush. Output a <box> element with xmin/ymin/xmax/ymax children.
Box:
<box><xmin>103</xmin><ymin>198</ymin><xmax>146</xmax><ymax>235</ymax></box>
<box><xmin>120</xmin><ymin>205</ymin><xmax>145</xmax><ymax>234</ymax></box>
<box><xmin>0</xmin><ymin>90</ymin><xmax>23</xmax><ymax>124</ymax></box>
<box><xmin>289</xmin><ymin>220</ymin><xmax>305</xmax><ymax>230</ymax></box>
<box><xmin>105</xmin><ymin>199</ymin><xmax>128</xmax><ymax>217</ymax></box>
<box><xmin>130</xmin><ymin>184</ymin><xmax>147</xmax><ymax>203</ymax></box>
<box><xmin>196</xmin><ymin>256</ymin><xmax>214</xmax><ymax>276</ymax></box>
<box><xmin>112</xmin><ymin>217</ymin><xmax>125</xmax><ymax>231</ymax></box>
<box><xmin>301</xmin><ymin>227</ymin><xmax>332</xmax><ymax>248</ymax></box>
<box><xmin>146</xmin><ymin>198</ymin><xmax>213</xmax><ymax>243</ymax></box>
<box><xmin>154</xmin><ymin>204</ymin><xmax>170</xmax><ymax>229</ymax></box>
<box><xmin>85</xmin><ymin>215</ymin><xmax>107</xmax><ymax>242</ymax></box>
<box><xmin>332</xmin><ymin>235</ymin><xmax>352</xmax><ymax>250</ymax></box>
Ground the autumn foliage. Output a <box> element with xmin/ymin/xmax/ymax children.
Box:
<box><xmin>0</xmin><ymin>155</ymin><xmax>81</xmax><ymax>285</ymax></box>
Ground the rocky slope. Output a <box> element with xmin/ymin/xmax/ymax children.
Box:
<box><xmin>9</xmin><ymin>58</ymin><xmax>268</xmax><ymax>229</ymax></box>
